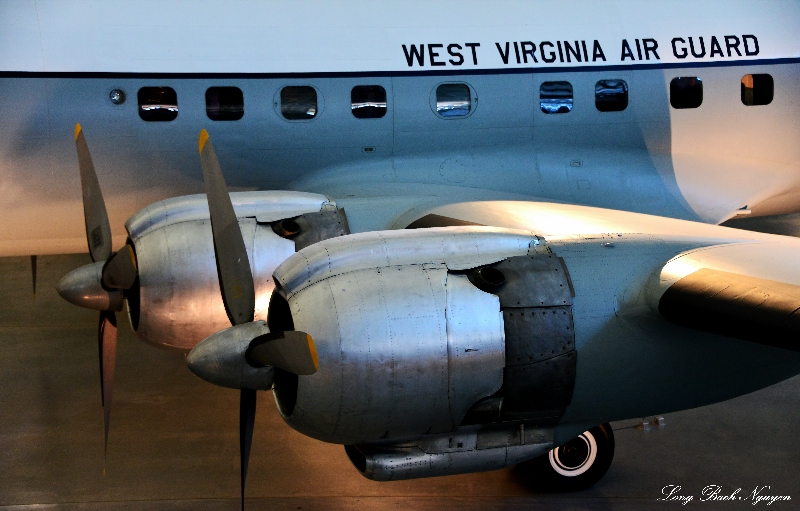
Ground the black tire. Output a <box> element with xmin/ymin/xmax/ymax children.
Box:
<box><xmin>518</xmin><ymin>423</ymin><xmax>615</xmax><ymax>492</ymax></box>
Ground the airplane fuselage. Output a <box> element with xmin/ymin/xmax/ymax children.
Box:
<box><xmin>5</xmin><ymin>0</ymin><xmax>800</xmax><ymax>490</ymax></box>
<box><xmin>1</xmin><ymin>0</ymin><xmax>799</xmax><ymax>255</ymax></box>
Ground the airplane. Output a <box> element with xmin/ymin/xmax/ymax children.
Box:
<box><xmin>1</xmin><ymin>0</ymin><xmax>800</xmax><ymax>508</ymax></box>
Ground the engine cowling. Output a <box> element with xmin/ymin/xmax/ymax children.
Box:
<box><xmin>124</xmin><ymin>191</ymin><xmax>348</xmax><ymax>351</ymax></box>
<box><xmin>267</xmin><ymin>227</ymin><xmax>576</xmax><ymax>446</ymax></box>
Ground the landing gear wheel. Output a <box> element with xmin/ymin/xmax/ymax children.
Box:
<box><xmin>520</xmin><ymin>423</ymin><xmax>615</xmax><ymax>492</ymax></box>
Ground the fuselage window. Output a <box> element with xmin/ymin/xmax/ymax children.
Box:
<box><xmin>595</xmin><ymin>79</ymin><xmax>628</xmax><ymax>112</ymax></box>
<box><xmin>670</xmin><ymin>77</ymin><xmax>703</xmax><ymax>109</ymax></box>
<box><xmin>281</xmin><ymin>86</ymin><xmax>317</xmax><ymax>120</ymax></box>
<box><xmin>351</xmin><ymin>86</ymin><xmax>387</xmax><ymax>119</ymax></box>
<box><xmin>435</xmin><ymin>83</ymin><xmax>471</xmax><ymax>117</ymax></box>
<box><xmin>206</xmin><ymin>87</ymin><xmax>244</xmax><ymax>121</ymax></box>
<box><xmin>138</xmin><ymin>87</ymin><xmax>178</xmax><ymax>121</ymax></box>
<box><xmin>741</xmin><ymin>74</ymin><xmax>774</xmax><ymax>106</ymax></box>
<box><xmin>540</xmin><ymin>82</ymin><xmax>573</xmax><ymax>114</ymax></box>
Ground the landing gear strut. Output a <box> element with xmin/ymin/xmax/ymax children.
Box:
<box><xmin>520</xmin><ymin>423</ymin><xmax>615</xmax><ymax>492</ymax></box>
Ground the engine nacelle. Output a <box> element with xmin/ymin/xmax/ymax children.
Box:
<box><xmin>125</xmin><ymin>191</ymin><xmax>348</xmax><ymax>351</ymax></box>
<box><xmin>269</xmin><ymin>227</ymin><xmax>576</xmax><ymax>446</ymax></box>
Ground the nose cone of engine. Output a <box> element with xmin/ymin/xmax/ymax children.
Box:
<box><xmin>57</xmin><ymin>261</ymin><xmax>123</xmax><ymax>311</ymax></box>
<box><xmin>186</xmin><ymin>321</ymin><xmax>275</xmax><ymax>391</ymax></box>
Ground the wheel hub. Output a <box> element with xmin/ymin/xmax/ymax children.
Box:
<box><xmin>549</xmin><ymin>432</ymin><xmax>598</xmax><ymax>476</ymax></box>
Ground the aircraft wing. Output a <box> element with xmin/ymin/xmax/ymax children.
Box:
<box><xmin>405</xmin><ymin>199</ymin><xmax>800</xmax><ymax>354</ymax></box>
<box><xmin>659</xmin><ymin>268</ymin><xmax>800</xmax><ymax>352</ymax></box>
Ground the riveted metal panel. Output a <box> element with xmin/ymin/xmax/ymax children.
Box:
<box><xmin>462</xmin><ymin>252</ymin><xmax>577</xmax><ymax>425</ymax></box>
<box><xmin>134</xmin><ymin>218</ymin><xmax>256</xmax><ymax>352</ymax></box>
<box><xmin>475</xmin><ymin>422</ymin><xmax>552</xmax><ymax>450</ymax></box>
<box><xmin>132</xmin><ymin>218</ymin><xmax>293</xmax><ymax>352</ymax></box>
<box><xmin>126</xmin><ymin>191</ymin><xmax>330</xmax><ymax>241</ymax></box>
<box><xmin>492</xmin><ymin>255</ymin><xmax>574</xmax><ymax>308</ymax></box>
<box><xmin>274</xmin><ymin>228</ymin><xmax>535</xmax><ymax>299</ymax></box>
<box><xmin>475</xmin><ymin>424</ymin><xmax>520</xmax><ymax>449</ymax></box>
<box><xmin>252</xmin><ymin>226</ymin><xmax>296</xmax><ymax>322</ymax></box>
<box><xmin>128</xmin><ymin>192</ymin><xmax>348</xmax><ymax>353</ymax></box>
<box><xmin>282</xmin><ymin>271</ymin><xmax>342</xmax><ymax>429</ymax></box>
<box><xmin>503</xmin><ymin>306</ymin><xmax>574</xmax><ymax>365</ymax></box>
<box><xmin>501</xmin><ymin>351</ymin><xmax>577</xmax><ymax>421</ymax></box>
<box><xmin>286</xmin><ymin>264</ymin><xmax>452</xmax><ymax>444</ymax></box>
<box><xmin>348</xmin><ymin>424</ymin><xmax>553</xmax><ymax>481</ymax></box>
<box><xmin>445</xmin><ymin>274</ymin><xmax>505</xmax><ymax>426</ymax></box>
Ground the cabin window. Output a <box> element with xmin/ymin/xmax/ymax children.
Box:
<box><xmin>595</xmin><ymin>79</ymin><xmax>628</xmax><ymax>112</ymax></box>
<box><xmin>206</xmin><ymin>87</ymin><xmax>244</xmax><ymax>121</ymax></box>
<box><xmin>435</xmin><ymin>83</ymin><xmax>471</xmax><ymax>117</ymax></box>
<box><xmin>351</xmin><ymin>86</ymin><xmax>387</xmax><ymax>119</ymax></box>
<box><xmin>280</xmin><ymin>86</ymin><xmax>317</xmax><ymax>120</ymax></box>
<box><xmin>138</xmin><ymin>87</ymin><xmax>178</xmax><ymax>121</ymax></box>
<box><xmin>670</xmin><ymin>77</ymin><xmax>703</xmax><ymax>109</ymax></box>
<box><xmin>540</xmin><ymin>81</ymin><xmax>573</xmax><ymax>114</ymax></box>
<box><xmin>741</xmin><ymin>74</ymin><xmax>773</xmax><ymax>106</ymax></box>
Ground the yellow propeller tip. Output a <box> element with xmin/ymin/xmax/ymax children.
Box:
<box><xmin>198</xmin><ymin>129</ymin><xmax>210</xmax><ymax>153</ymax></box>
<box><xmin>74</xmin><ymin>123</ymin><xmax>82</xmax><ymax>141</ymax></box>
<box><xmin>307</xmin><ymin>334</ymin><xmax>319</xmax><ymax>372</ymax></box>
<box><xmin>125</xmin><ymin>244</ymin><xmax>137</xmax><ymax>271</ymax></box>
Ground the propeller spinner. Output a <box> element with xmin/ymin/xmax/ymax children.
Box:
<box><xmin>57</xmin><ymin>124</ymin><xmax>139</xmax><ymax>458</ymax></box>
<box><xmin>188</xmin><ymin>129</ymin><xmax>318</xmax><ymax>510</ymax></box>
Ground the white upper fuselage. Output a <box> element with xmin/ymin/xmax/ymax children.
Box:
<box><xmin>1</xmin><ymin>0</ymin><xmax>799</xmax><ymax>255</ymax></box>
<box><xmin>4</xmin><ymin>0</ymin><xmax>799</xmax><ymax>74</ymax></box>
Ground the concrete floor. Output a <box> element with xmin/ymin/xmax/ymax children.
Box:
<box><xmin>0</xmin><ymin>254</ymin><xmax>798</xmax><ymax>510</ymax></box>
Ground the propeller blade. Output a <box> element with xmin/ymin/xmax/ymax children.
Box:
<box><xmin>99</xmin><ymin>311</ymin><xmax>118</xmax><ymax>458</ymax></box>
<box><xmin>246</xmin><ymin>331</ymin><xmax>319</xmax><ymax>375</ymax></box>
<box><xmin>31</xmin><ymin>255</ymin><xmax>37</xmax><ymax>300</ymax></box>
<box><xmin>239</xmin><ymin>388</ymin><xmax>257</xmax><ymax>511</ymax></box>
<box><xmin>102</xmin><ymin>244</ymin><xmax>138</xmax><ymax>290</ymax></box>
<box><xmin>75</xmin><ymin>124</ymin><xmax>112</xmax><ymax>263</ymax></box>
<box><xmin>198</xmin><ymin>129</ymin><xmax>255</xmax><ymax>326</ymax></box>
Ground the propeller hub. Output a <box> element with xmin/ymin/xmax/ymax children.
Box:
<box><xmin>187</xmin><ymin>321</ymin><xmax>274</xmax><ymax>390</ymax></box>
<box><xmin>57</xmin><ymin>262</ymin><xmax>123</xmax><ymax>311</ymax></box>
